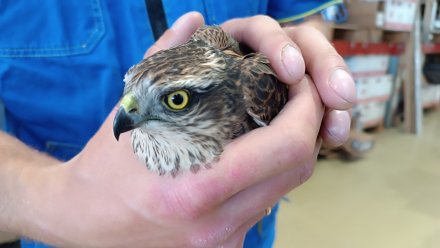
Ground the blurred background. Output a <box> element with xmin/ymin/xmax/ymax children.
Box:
<box><xmin>0</xmin><ymin>1</ymin><xmax>438</xmax><ymax>247</ymax></box>
<box><xmin>276</xmin><ymin>1</ymin><xmax>440</xmax><ymax>247</ymax></box>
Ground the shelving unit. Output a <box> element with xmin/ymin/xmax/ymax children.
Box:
<box><xmin>331</xmin><ymin>0</ymin><xmax>440</xmax><ymax>135</ymax></box>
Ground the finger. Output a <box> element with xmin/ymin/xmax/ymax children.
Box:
<box><xmin>216</xmin><ymin>74</ymin><xmax>322</xmax><ymax>189</ymax></box>
<box><xmin>320</xmin><ymin>109</ymin><xmax>351</xmax><ymax>147</ymax></box>
<box><xmin>142</xmin><ymin>76</ymin><xmax>323</xmax><ymax>221</ymax></box>
<box><xmin>223</xmin><ymin>138</ymin><xmax>321</xmax><ymax>218</ymax></box>
<box><xmin>188</xmin><ymin>205</ymin><xmax>266</xmax><ymax>248</ymax></box>
<box><xmin>284</xmin><ymin>26</ymin><xmax>356</xmax><ymax>110</ymax></box>
<box><xmin>220</xmin><ymin>212</ymin><xmax>265</xmax><ymax>248</ymax></box>
<box><xmin>206</xmin><ymin>139</ymin><xmax>321</xmax><ymax>243</ymax></box>
<box><xmin>173</xmin><ymin>76</ymin><xmax>321</xmax><ymax>210</ymax></box>
<box><xmin>218</xmin><ymin>75</ymin><xmax>323</xmax><ymax>198</ymax></box>
<box><xmin>144</xmin><ymin>12</ymin><xmax>205</xmax><ymax>58</ymax></box>
<box><xmin>221</xmin><ymin>15</ymin><xmax>305</xmax><ymax>85</ymax></box>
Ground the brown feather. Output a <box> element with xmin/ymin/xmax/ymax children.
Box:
<box><xmin>118</xmin><ymin>26</ymin><xmax>288</xmax><ymax>175</ymax></box>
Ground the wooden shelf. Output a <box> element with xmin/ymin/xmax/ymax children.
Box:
<box><xmin>332</xmin><ymin>40</ymin><xmax>406</xmax><ymax>56</ymax></box>
<box><xmin>422</xmin><ymin>43</ymin><xmax>440</xmax><ymax>54</ymax></box>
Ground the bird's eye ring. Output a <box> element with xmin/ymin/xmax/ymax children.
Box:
<box><xmin>164</xmin><ymin>90</ymin><xmax>190</xmax><ymax>111</ymax></box>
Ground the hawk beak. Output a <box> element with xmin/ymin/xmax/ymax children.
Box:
<box><xmin>113</xmin><ymin>94</ymin><xmax>141</xmax><ymax>141</ymax></box>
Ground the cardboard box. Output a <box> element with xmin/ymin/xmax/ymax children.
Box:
<box><xmin>345</xmin><ymin>54</ymin><xmax>390</xmax><ymax>78</ymax></box>
<box><xmin>356</xmin><ymin>74</ymin><xmax>393</xmax><ymax>102</ymax></box>
<box><xmin>383</xmin><ymin>0</ymin><xmax>417</xmax><ymax>31</ymax></box>
<box><xmin>355</xmin><ymin>101</ymin><xmax>387</xmax><ymax>128</ymax></box>
<box><xmin>333</xmin><ymin>28</ymin><xmax>384</xmax><ymax>43</ymax></box>
<box><xmin>345</xmin><ymin>0</ymin><xmax>381</xmax><ymax>28</ymax></box>
<box><xmin>421</xmin><ymin>84</ymin><xmax>440</xmax><ymax>108</ymax></box>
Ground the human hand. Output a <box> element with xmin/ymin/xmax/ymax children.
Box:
<box><xmin>147</xmin><ymin>13</ymin><xmax>355</xmax><ymax>148</ymax></box>
<box><xmin>12</xmin><ymin>12</ymin><xmax>324</xmax><ymax>248</ymax></box>
<box><xmin>222</xmin><ymin>16</ymin><xmax>355</xmax><ymax>148</ymax></box>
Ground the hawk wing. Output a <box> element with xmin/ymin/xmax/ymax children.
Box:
<box><xmin>191</xmin><ymin>26</ymin><xmax>287</xmax><ymax>127</ymax></box>
<box><xmin>240</xmin><ymin>53</ymin><xmax>288</xmax><ymax>127</ymax></box>
<box><xmin>190</xmin><ymin>26</ymin><xmax>242</xmax><ymax>55</ymax></box>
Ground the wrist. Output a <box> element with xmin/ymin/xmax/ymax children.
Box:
<box><xmin>12</xmin><ymin>163</ymin><xmax>65</xmax><ymax>243</ymax></box>
<box><xmin>0</xmin><ymin>132</ymin><xmax>61</xmax><ymax>236</ymax></box>
<box><xmin>0</xmin><ymin>159</ymin><xmax>62</xmax><ymax>243</ymax></box>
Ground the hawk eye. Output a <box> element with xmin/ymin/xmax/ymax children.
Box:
<box><xmin>164</xmin><ymin>90</ymin><xmax>190</xmax><ymax>111</ymax></box>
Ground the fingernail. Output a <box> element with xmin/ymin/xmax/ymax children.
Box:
<box><xmin>326</xmin><ymin>110</ymin><xmax>351</xmax><ymax>144</ymax></box>
<box><xmin>329</xmin><ymin>69</ymin><xmax>356</xmax><ymax>104</ymax></box>
<box><xmin>281</xmin><ymin>44</ymin><xmax>305</xmax><ymax>82</ymax></box>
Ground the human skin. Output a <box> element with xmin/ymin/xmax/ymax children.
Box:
<box><xmin>0</xmin><ymin>12</ymin><xmax>353</xmax><ymax>247</ymax></box>
<box><xmin>148</xmin><ymin>13</ymin><xmax>354</xmax><ymax>147</ymax></box>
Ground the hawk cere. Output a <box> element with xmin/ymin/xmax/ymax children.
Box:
<box><xmin>113</xmin><ymin>26</ymin><xmax>288</xmax><ymax>176</ymax></box>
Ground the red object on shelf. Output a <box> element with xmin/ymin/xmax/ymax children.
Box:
<box><xmin>332</xmin><ymin>40</ymin><xmax>405</xmax><ymax>56</ymax></box>
<box><xmin>422</xmin><ymin>43</ymin><xmax>440</xmax><ymax>54</ymax></box>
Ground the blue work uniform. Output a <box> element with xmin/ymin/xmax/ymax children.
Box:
<box><xmin>0</xmin><ymin>0</ymin><xmax>340</xmax><ymax>247</ymax></box>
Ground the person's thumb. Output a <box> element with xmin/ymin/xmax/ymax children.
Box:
<box><xmin>144</xmin><ymin>12</ymin><xmax>205</xmax><ymax>58</ymax></box>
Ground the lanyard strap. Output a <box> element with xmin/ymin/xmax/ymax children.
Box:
<box><xmin>0</xmin><ymin>100</ymin><xmax>5</xmax><ymax>130</ymax></box>
<box><xmin>145</xmin><ymin>0</ymin><xmax>168</xmax><ymax>41</ymax></box>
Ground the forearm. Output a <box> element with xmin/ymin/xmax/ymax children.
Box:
<box><xmin>0</xmin><ymin>131</ymin><xmax>58</xmax><ymax>167</ymax></box>
<box><xmin>0</xmin><ymin>131</ymin><xmax>59</xmax><ymax>239</ymax></box>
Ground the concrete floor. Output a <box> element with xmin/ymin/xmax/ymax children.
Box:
<box><xmin>275</xmin><ymin>109</ymin><xmax>440</xmax><ymax>248</ymax></box>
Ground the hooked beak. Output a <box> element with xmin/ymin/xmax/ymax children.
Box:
<box><xmin>113</xmin><ymin>94</ymin><xmax>141</xmax><ymax>141</ymax></box>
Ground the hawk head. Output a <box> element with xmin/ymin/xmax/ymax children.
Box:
<box><xmin>113</xmin><ymin>26</ymin><xmax>287</xmax><ymax>176</ymax></box>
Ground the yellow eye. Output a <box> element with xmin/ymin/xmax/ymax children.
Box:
<box><xmin>165</xmin><ymin>90</ymin><xmax>190</xmax><ymax>110</ymax></box>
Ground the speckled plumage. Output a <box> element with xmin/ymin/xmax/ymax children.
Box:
<box><xmin>114</xmin><ymin>26</ymin><xmax>288</xmax><ymax>176</ymax></box>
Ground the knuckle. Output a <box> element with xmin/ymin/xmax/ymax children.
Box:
<box><xmin>299</xmin><ymin>161</ymin><xmax>315</xmax><ymax>184</ymax></box>
<box><xmin>149</xmin><ymin>178</ymin><xmax>232</xmax><ymax>222</ymax></box>
<box><xmin>160</xmin><ymin>190</ymin><xmax>206</xmax><ymax>221</ymax></box>
<box><xmin>310</xmin><ymin>51</ymin><xmax>348</xmax><ymax>75</ymax></box>
<box><xmin>257</xmin><ymin>31</ymin><xmax>292</xmax><ymax>60</ymax></box>
<box><xmin>293</xmin><ymin>25</ymin><xmax>321</xmax><ymax>36</ymax></box>
<box><xmin>326</xmin><ymin>52</ymin><xmax>346</xmax><ymax>66</ymax></box>
<box><xmin>167</xmin><ymin>183</ymin><xmax>228</xmax><ymax>221</ymax></box>
<box><xmin>251</xmin><ymin>15</ymin><xmax>278</xmax><ymax>25</ymax></box>
<box><xmin>259</xmin><ymin>31</ymin><xmax>286</xmax><ymax>49</ymax></box>
<box><xmin>186</xmin><ymin>230</ymin><xmax>219</xmax><ymax>248</ymax></box>
<box><xmin>186</xmin><ymin>222</ymin><xmax>236</xmax><ymax>248</ymax></box>
<box><xmin>281</xmin><ymin>131</ymin><xmax>315</xmax><ymax>165</ymax></box>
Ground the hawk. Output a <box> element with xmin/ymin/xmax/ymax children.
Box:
<box><xmin>113</xmin><ymin>26</ymin><xmax>288</xmax><ymax>176</ymax></box>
